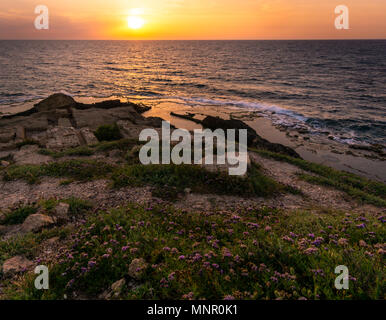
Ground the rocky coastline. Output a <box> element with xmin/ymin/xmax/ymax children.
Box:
<box><xmin>0</xmin><ymin>93</ymin><xmax>384</xmax><ymax>300</ymax></box>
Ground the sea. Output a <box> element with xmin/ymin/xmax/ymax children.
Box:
<box><xmin>0</xmin><ymin>40</ymin><xmax>385</xmax><ymax>147</ymax></box>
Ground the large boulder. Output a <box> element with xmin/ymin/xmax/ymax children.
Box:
<box><xmin>21</xmin><ymin>214</ymin><xmax>55</xmax><ymax>233</ymax></box>
<box><xmin>2</xmin><ymin>256</ymin><xmax>34</xmax><ymax>276</ymax></box>
<box><xmin>34</xmin><ymin>93</ymin><xmax>76</xmax><ymax>112</ymax></box>
<box><xmin>72</xmin><ymin>107</ymin><xmax>143</xmax><ymax>130</ymax></box>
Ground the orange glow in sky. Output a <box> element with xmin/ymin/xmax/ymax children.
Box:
<box><xmin>0</xmin><ymin>0</ymin><xmax>385</xmax><ymax>40</ymax></box>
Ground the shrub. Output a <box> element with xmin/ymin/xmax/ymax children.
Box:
<box><xmin>94</xmin><ymin>124</ymin><xmax>122</xmax><ymax>142</ymax></box>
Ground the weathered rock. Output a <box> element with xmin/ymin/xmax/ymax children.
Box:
<box><xmin>24</xmin><ymin>113</ymin><xmax>50</xmax><ymax>132</ymax></box>
<box><xmin>2</xmin><ymin>256</ymin><xmax>34</xmax><ymax>276</ymax></box>
<box><xmin>58</xmin><ymin>118</ymin><xmax>73</xmax><ymax>127</ymax></box>
<box><xmin>0</xmin><ymin>141</ymin><xmax>17</xmax><ymax>151</ymax></box>
<box><xmin>72</xmin><ymin>106</ymin><xmax>143</xmax><ymax>130</ymax></box>
<box><xmin>54</xmin><ymin>202</ymin><xmax>70</xmax><ymax>223</ymax></box>
<box><xmin>15</xmin><ymin>126</ymin><xmax>26</xmax><ymax>140</ymax></box>
<box><xmin>20</xmin><ymin>214</ymin><xmax>55</xmax><ymax>233</ymax></box>
<box><xmin>142</xmin><ymin>117</ymin><xmax>164</xmax><ymax>128</ymax></box>
<box><xmin>79</xmin><ymin>128</ymin><xmax>98</xmax><ymax>145</ymax></box>
<box><xmin>200</xmin><ymin>116</ymin><xmax>301</xmax><ymax>158</ymax></box>
<box><xmin>133</xmin><ymin>104</ymin><xmax>151</xmax><ymax>114</ymax></box>
<box><xmin>0</xmin><ymin>131</ymin><xmax>15</xmax><ymax>143</ymax></box>
<box><xmin>46</xmin><ymin>127</ymin><xmax>81</xmax><ymax>150</ymax></box>
<box><xmin>0</xmin><ymin>150</ymin><xmax>12</xmax><ymax>159</ymax></box>
<box><xmin>117</xmin><ymin>121</ymin><xmax>162</xmax><ymax>141</ymax></box>
<box><xmin>128</xmin><ymin>258</ymin><xmax>148</xmax><ymax>280</ymax></box>
<box><xmin>99</xmin><ymin>278</ymin><xmax>126</xmax><ymax>299</ymax></box>
<box><xmin>111</xmin><ymin>278</ymin><xmax>126</xmax><ymax>295</ymax></box>
<box><xmin>34</xmin><ymin>93</ymin><xmax>76</xmax><ymax>112</ymax></box>
<box><xmin>13</xmin><ymin>144</ymin><xmax>51</xmax><ymax>165</ymax></box>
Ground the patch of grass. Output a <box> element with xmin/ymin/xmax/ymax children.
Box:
<box><xmin>63</xmin><ymin>197</ymin><xmax>93</xmax><ymax>216</ymax></box>
<box><xmin>0</xmin><ymin>226</ymin><xmax>72</xmax><ymax>273</ymax></box>
<box><xmin>298</xmin><ymin>174</ymin><xmax>386</xmax><ymax>207</ymax></box>
<box><xmin>39</xmin><ymin>146</ymin><xmax>94</xmax><ymax>158</ymax></box>
<box><xmin>1</xmin><ymin>205</ymin><xmax>38</xmax><ymax>225</ymax></box>
<box><xmin>94</xmin><ymin>124</ymin><xmax>122</xmax><ymax>142</ymax></box>
<box><xmin>13</xmin><ymin>203</ymin><xmax>384</xmax><ymax>300</ymax></box>
<box><xmin>253</xmin><ymin>149</ymin><xmax>386</xmax><ymax>207</ymax></box>
<box><xmin>59</xmin><ymin>179</ymin><xmax>75</xmax><ymax>186</ymax></box>
<box><xmin>39</xmin><ymin>197</ymin><xmax>92</xmax><ymax>216</ymax></box>
<box><xmin>111</xmin><ymin>163</ymin><xmax>281</xmax><ymax>200</ymax></box>
<box><xmin>3</xmin><ymin>160</ymin><xmax>114</xmax><ymax>184</ymax></box>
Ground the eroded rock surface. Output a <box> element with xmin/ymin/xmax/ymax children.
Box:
<box><xmin>2</xmin><ymin>256</ymin><xmax>34</xmax><ymax>276</ymax></box>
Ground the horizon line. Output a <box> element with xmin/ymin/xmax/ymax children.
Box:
<box><xmin>1</xmin><ymin>38</ymin><xmax>386</xmax><ymax>41</ymax></box>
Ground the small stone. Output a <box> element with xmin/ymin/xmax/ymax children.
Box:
<box><xmin>1</xmin><ymin>160</ymin><xmax>10</xmax><ymax>167</ymax></box>
<box><xmin>111</xmin><ymin>278</ymin><xmax>126</xmax><ymax>296</ymax></box>
<box><xmin>47</xmin><ymin>236</ymin><xmax>60</xmax><ymax>244</ymax></box>
<box><xmin>21</xmin><ymin>214</ymin><xmax>55</xmax><ymax>233</ymax></box>
<box><xmin>184</xmin><ymin>188</ymin><xmax>192</xmax><ymax>194</ymax></box>
<box><xmin>55</xmin><ymin>202</ymin><xmax>70</xmax><ymax>223</ymax></box>
<box><xmin>128</xmin><ymin>258</ymin><xmax>148</xmax><ymax>280</ymax></box>
<box><xmin>2</xmin><ymin>256</ymin><xmax>33</xmax><ymax>276</ymax></box>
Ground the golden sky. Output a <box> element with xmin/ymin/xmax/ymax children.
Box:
<box><xmin>0</xmin><ymin>0</ymin><xmax>385</xmax><ymax>39</ymax></box>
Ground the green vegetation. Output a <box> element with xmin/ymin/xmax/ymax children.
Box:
<box><xmin>39</xmin><ymin>146</ymin><xmax>94</xmax><ymax>158</ymax></box>
<box><xmin>254</xmin><ymin>149</ymin><xmax>386</xmax><ymax>207</ymax></box>
<box><xmin>38</xmin><ymin>139</ymin><xmax>140</xmax><ymax>159</ymax></box>
<box><xmin>111</xmin><ymin>163</ymin><xmax>282</xmax><ymax>200</ymax></box>
<box><xmin>11</xmin><ymin>203</ymin><xmax>384</xmax><ymax>300</ymax></box>
<box><xmin>1</xmin><ymin>205</ymin><xmax>38</xmax><ymax>225</ymax></box>
<box><xmin>39</xmin><ymin>197</ymin><xmax>92</xmax><ymax>216</ymax></box>
<box><xmin>0</xmin><ymin>226</ymin><xmax>72</xmax><ymax>272</ymax></box>
<box><xmin>16</xmin><ymin>139</ymin><xmax>41</xmax><ymax>149</ymax></box>
<box><xmin>94</xmin><ymin>124</ymin><xmax>122</xmax><ymax>142</ymax></box>
<box><xmin>3</xmin><ymin>160</ymin><xmax>114</xmax><ymax>184</ymax></box>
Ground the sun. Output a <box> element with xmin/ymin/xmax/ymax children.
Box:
<box><xmin>127</xmin><ymin>16</ymin><xmax>145</xmax><ymax>30</ymax></box>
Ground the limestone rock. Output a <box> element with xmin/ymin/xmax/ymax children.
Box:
<box><xmin>117</xmin><ymin>121</ymin><xmax>161</xmax><ymax>140</ymax></box>
<box><xmin>2</xmin><ymin>256</ymin><xmax>34</xmax><ymax>276</ymax></box>
<box><xmin>54</xmin><ymin>202</ymin><xmax>70</xmax><ymax>223</ymax></box>
<box><xmin>34</xmin><ymin>93</ymin><xmax>76</xmax><ymax>112</ymax></box>
<box><xmin>46</xmin><ymin>127</ymin><xmax>81</xmax><ymax>150</ymax></box>
<box><xmin>21</xmin><ymin>214</ymin><xmax>55</xmax><ymax>233</ymax></box>
<box><xmin>73</xmin><ymin>107</ymin><xmax>142</xmax><ymax>130</ymax></box>
<box><xmin>111</xmin><ymin>278</ymin><xmax>126</xmax><ymax>296</ymax></box>
<box><xmin>58</xmin><ymin>118</ymin><xmax>73</xmax><ymax>127</ymax></box>
<box><xmin>24</xmin><ymin>113</ymin><xmax>49</xmax><ymax>132</ymax></box>
<box><xmin>128</xmin><ymin>258</ymin><xmax>148</xmax><ymax>280</ymax></box>
<box><xmin>98</xmin><ymin>278</ymin><xmax>126</xmax><ymax>299</ymax></box>
<box><xmin>0</xmin><ymin>131</ymin><xmax>15</xmax><ymax>143</ymax></box>
<box><xmin>79</xmin><ymin>128</ymin><xmax>98</xmax><ymax>145</ymax></box>
<box><xmin>13</xmin><ymin>144</ymin><xmax>51</xmax><ymax>165</ymax></box>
